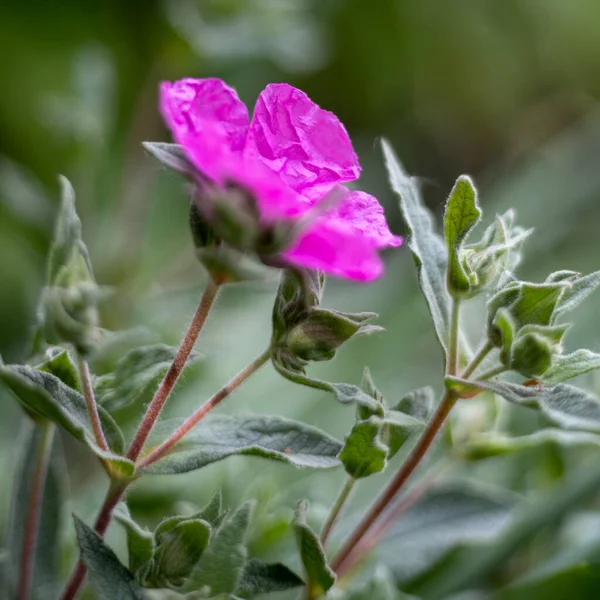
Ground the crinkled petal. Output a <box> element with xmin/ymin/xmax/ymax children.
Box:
<box><xmin>160</xmin><ymin>78</ymin><xmax>249</xmax><ymax>152</ymax></box>
<box><xmin>334</xmin><ymin>190</ymin><xmax>403</xmax><ymax>249</ymax></box>
<box><xmin>282</xmin><ymin>218</ymin><xmax>384</xmax><ymax>281</ymax></box>
<box><xmin>244</xmin><ymin>83</ymin><xmax>360</xmax><ymax>198</ymax></box>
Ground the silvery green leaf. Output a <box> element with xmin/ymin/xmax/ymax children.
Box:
<box><xmin>542</xmin><ymin>349</ymin><xmax>600</xmax><ymax>385</ymax></box>
<box><xmin>140</xmin><ymin>414</ymin><xmax>342</xmax><ymax>475</ymax></box>
<box><xmin>142</xmin><ymin>142</ymin><xmax>195</xmax><ymax>175</ymax></box>
<box><xmin>74</xmin><ymin>516</ymin><xmax>147</xmax><ymax>600</ymax></box>
<box><xmin>392</xmin><ymin>387</ymin><xmax>435</xmax><ymax>421</ymax></box>
<box><xmin>293</xmin><ymin>501</ymin><xmax>335</xmax><ymax>595</ymax></box>
<box><xmin>443</xmin><ymin>175</ymin><xmax>482</xmax><ymax>295</ymax></box>
<box><xmin>509</xmin><ymin>282</ymin><xmax>567</xmax><ymax>328</ymax></box>
<box><xmin>381</xmin><ymin>139</ymin><xmax>450</xmax><ymax>359</ymax></box>
<box><xmin>552</xmin><ymin>269</ymin><xmax>600</xmax><ymax>321</ymax></box>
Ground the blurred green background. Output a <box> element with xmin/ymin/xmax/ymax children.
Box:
<box><xmin>3</xmin><ymin>1</ymin><xmax>600</xmax><ymax>597</ymax></box>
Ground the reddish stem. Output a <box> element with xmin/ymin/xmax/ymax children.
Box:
<box><xmin>331</xmin><ymin>390</ymin><xmax>457</xmax><ymax>574</ymax></box>
<box><xmin>78</xmin><ymin>357</ymin><xmax>109</xmax><ymax>453</ymax></box>
<box><xmin>59</xmin><ymin>482</ymin><xmax>128</xmax><ymax>600</ymax></box>
<box><xmin>126</xmin><ymin>280</ymin><xmax>220</xmax><ymax>462</ymax></box>
<box><xmin>137</xmin><ymin>348</ymin><xmax>271</xmax><ymax>469</ymax></box>
<box><xmin>18</xmin><ymin>424</ymin><xmax>55</xmax><ymax>600</ymax></box>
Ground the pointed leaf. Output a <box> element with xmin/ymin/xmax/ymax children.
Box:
<box><xmin>542</xmin><ymin>349</ymin><xmax>600</xmax><ymax>384</ymax></box>
<box><xmin>236</xmin><ymin>559</ymin><xmax>304</xmax><ymax>595</ymax></box>
<box><xmin>553</xmin><ymin>269</ymin><xmax>600</xmax><ymax>321</ymax></box>
<box><xmin>293</xmin><ymin>501</ymin><xmax>336</xmax><ymax>595</ymax></box>
<box><xmin>95</xmin><ymin>344</ymin><xmax>201</xmax><ymax>412</ymax></box>
<box><xmin>339</xmin><ymin>419</ymin><xmax>388</xmax><ymax>479</ymax></box>
<box><xmin>510</xmin><ymin>282</ymin><xmax>567</xmax><ymax>328</ymax></box>
<box><xmin>74</xmin><ymin>516</ymin><xmax>147</xmax><ymax>599</ymax></box>
<box><xmin>382</xmin><ymin>139</ymin><xmax>450</xmax><ymax>356</ymax></box>
<box><xmin>142</xmin><ymin>142</ymin><xmax>195</xmax><ymax>175</ymax></box>
<box><xmin>141</xmin><ymin>414</ymin><xmax>342</xmax><ymax>475</ymax></box>
<box><xmin>392</xmin><ymin>387</ymin><xmax>435</xmax><ymax>421</ymax></box>
<box><xmin>39</xmin><ymin>348</ymin><xmax>81</xmax><ymax>391</ymax></box>
<box><xmin>114</xmin><ymin>505</ymin><xmax>155</xmax><ymax>575</ymax></box>
<box><xmin>443</xmin><ymin>175</ymin><xmax>481</xmax><ymax>295</ymax></box>
<box><xmin>184</xmin><ymin>502</ymin><xmax>253</xmax><ymax>594</ymax></box>
<box><xmin>382</xmin><ymin>410</ymin><xmax>427</xmax><ymax>458</ymax></box>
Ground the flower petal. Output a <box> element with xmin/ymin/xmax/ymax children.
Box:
<box><xmin>283</xmin><ymin>218</ymin><xmax>384</xmax><ymax>282</ymax></box>
<box><xmin>160</xmin><ymin>78</ymin><xmax>249</xmax><ymax>152</ymax></box>
<box><xmin>244</xmin><ymin>83</ymin><xmax>360</xmax><ymax>198</ymax></box>
<box><xmin>333</xmin><ymin>190</ymin><xmax>403</xmax><ymax>249</ymax></box>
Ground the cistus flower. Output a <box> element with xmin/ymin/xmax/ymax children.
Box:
<box><xmin>160</xmin><ymin>78</ymin><xmax>402</xmax><ymax>281</ymax></box>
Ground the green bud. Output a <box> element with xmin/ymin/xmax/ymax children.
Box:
<box><xmin>510</xmin><ymin>332</ymin><xmax>553</xmax><ymax>378</ymax></box>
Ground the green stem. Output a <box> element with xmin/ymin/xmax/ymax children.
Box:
<box><xmin>77</xmin><ymin>356</ymin><xmax>109</xmax><ymax>453</ymax></box>
<box><xmin>477</xmin><ymin>365</ymin><xmax>507</xmax><ymax>381</ymax></box>
<box><xmin>18</xmin><ymin>423</ymin><xmax>55</xmax><ymax>600</ymax></box>
<box><xmin>137</xmin><ymin>348</ymin><xmax>271</xmax><ymax>469</ymax></box>
<box><xmin>59</xmin><ymin>481</ymin><xmax>129</xmax><ymax>600</ymax></box>
<box><xmin>126</xmin><ymin>279</ymin><xmax>220</xmax><ymax>462</ymax></box>
<box><xmin>448</xmin><ymin>297</ymin><xmax>461</xmax><ymax>376</ymax></box>
<box><xmin>320</xmin><ymin>477</ymin><xmax>356</xmax><ymax>547</ymax></box>
<box><xmin>331</xmin><ymin>390</ymin><xmax>458</xmax><ymax>575</ymax></box>
<box><xmin>460</xmin><ymin>340</ymin><xmax>493</xmax><ymax>379</ymax></box>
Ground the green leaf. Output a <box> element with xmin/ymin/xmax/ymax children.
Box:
<box><xmin>95</xmin><ymin>344</ymin><xmax>201</xmax><ymax>412</ymax></box>
<box><xmin>461</xmin><ymin>429</ymin><xmax>600</xmax><ymax>461</ymax></box>
<box><xmin>443</xmin><ymin>175</ymin><xmax>482</xmax><ymax>295</ymax></box>
<box><xmin>463</xmin><ymin>379</ymin><xmax>600</xmax><ymax>433</ymax></box>
<box><xmin>542</xmin><ymin>349</ymin><xmax>600</xmax><ymax>384</ymax></box>
<box><xmin>510</xmin><ymin>333</ymin><xmax>553</xmax><ymax>377</ymax></box>
<box><xmin>493</xmin><ymin>308</ymin><xmax>516</xmax><ymax>364</ymax></box>
<box><xmin>142</xmin><ymin>142</ymin><xmax>195</xmax><ymax>175</ymax></box>
<box><xmin>293</xmin><ymin>501</ymin><xmax>336</xmax><ymax>595</ymax></box>
<box><xmin>114</xmin><ymin>505</ymin><xmax>155</xmax><ymax>575</ymax></box>
<box><xmin>47</xmin><ymin>176</ymin><xmax>93</xmax><ymax>283</ymax></box>
<box><xmin>74</xmin><ymin>516</ymin><xmax>147</xmax><ymax>600</ymax></box>
<box><xmin>487</xmin><ymin>284</ymin><xmax>522</xmax><ymax>345</ymax></box>
<box><xmin>382</xmin><ymin>410</ymin><xmax>427</xmax><ymax>458</ymax></box>
<box><xmin>381</xmin><ymin>139</ymin><xmax>450</xmax><ymax>357</ymax></box>
<box><xmin>141</xmin><ymin>414</ymin><xmax>342</xmax><ymax>475</ymax></box>
<box><xmin>184</xmin><ymin>502</ymin><xmax>253</xmax><ymax>594</ymax></box>
<box><xmin>509</xmin><ymin>282</ymin><xmax>566</xmax><ymax>328</ymax></box>
<box><xmin>553</xmin><ymin>269</ymin><xmax>600</xmax><ymax>321</ymax></box>
<box><xmin>2</xmin><ymin>423</ymin><xmax>62</xmax><ymax>600</ymax></box>
<box><xmin>236</xmin><ymin>559</ymin><xmax>304</xmax><ymax>595</ymax></box>
<box><xmin>339</xmin><ymin>419</ymin><xmax>388</xmax><ymax>478</ymax></box>
<box><xmin>39</xmin><ymin>348</ymin><xmax>81</xmax><ymax>391</ymax></box>
<box><xmin>392</xmin><ymin>387</ymin><xmax>435</xmax><ymax>421</ymax></box>
<box><xmin>152</xmin><ymin>519</ymin><xmax>211</xmax><ymax>586</ymax></box>
<box><xmin>377</xmin><ymin>483</ymin><xmax>517</xmax><ymax>587</ymax></box>
<box><xmin>0</xmin><ymin>364</ymin><xmax>129</xmax><ymax>468</ymax></box>
<box><xmin>272</xmin><ymin>359</ymin><xmax>384</xmax><ymax>416</ymax></box>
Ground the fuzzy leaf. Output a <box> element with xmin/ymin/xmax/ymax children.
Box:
<box><xmin>39</xmin><ymin>348</ymin><xmax>81</xmax><ymax>391</ymax></box>
<box><xmin>382</xmin><ymin>410</ymin><xmax>427</xmax><ymax>458</ymax></box>
<box><xmin>237</xmin><ymin>559</ymin><xmax>304</xmax><ymax>595</ymax></box>
<box><xmin>142</xmin><ymin>142</ymin><xmax>195</xmax><ymax>175</ymax></box>
<box><xmin>494</xmin><ymin>308</ymin><xmax>516</xmax><ymax>364</ymax></box>
<box><xmin>510</xmin><ymin>282</ymin><xmax>566</xmax><ymax>328</ymax></box>
<box><xmin>141</xmin><ymin>414</ymin><xmax>342</xmax><ymax>475</ymax></box>
<box><xmin>74</xmin><ymin>516</ymin><xmax>147</xmax><ymax>599</ymax></box>
<box><xmin>392</xmin><ymin>387</ymin><xmax>435</xmax><ymax>421</ymax></box>
<box><xmin>339</xmin><ymin>419</ymin><xmax>388</xmax><ymax>478</ymax></box>
<box><xmin>542</xmin><ymin>349</ymin><xmax>600</xmax><ymax>385</ymax></box>
<box><xmin>95</xmin><ymin>344</ymin><xmax>201</xmax><ymax>412</ymax></box>
<box><xmin>443</xmin><ymin>175</ymin><xmax>481</xmax><ymax>294</ymax></box>
<box><xmin>293</xmin><ymin>501</ymin><xmax>336</xmax><ymax>595</ymax></box>
<box><xmin>114</xmin><ymin>505</ymin><xmax>155</xmax><ymax>575</ymax></box>
<box><xmin>184</xmin><ymin>502</ymin><xmax>253</xmax><ymax>594</ymax></box>
<box><xmin>2</xmin><ymin>423</ymin><xmax>62</xmax><ymax>600</ymax></box>
<box><xmin>382</xmin><ymin>139</ymin><xmax>450</xmax><ymax>357</ymax></box>
<box><xmin>553</xmin><ymin>269</ymin><xmax>600</xmax><ymax>321</ymax></box>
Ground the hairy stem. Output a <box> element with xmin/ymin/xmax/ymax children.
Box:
<box><xmin>59</xmin><ymin>481</ymin><xmax>128</xmax><ymax>600</ymax></box>
<box><xmin>461</xmin><ymin>340</ymin><xmax>493</xmax><ymax>379</ymax></box>
<box><xmin>18</xmin><ymin>424</ymin><xmax>55</xmax><ymax>600</ymax></box>
<box><xmin>331</xmin><ymin>390</ymin><xmax>457</xmax><ymax>575</ymax></box>
<box><xmin>320</xmin><ymin>477</ymin><xmax>356</xmax><ymax>547</ymax></box>
<box><xmin>477</xmin><ymin>365</ymin><xmax>507</xmax><ymax>381</ymax></box>
<box><xmin>78</xmin><ymin>357</ymin><xmax>109</xmax><ymax>453</ymax></box>
<box><xmin>137</xmin><ymin>348</ymin><xmax>271</xmax><ymax>469</ymax></box>
<box><xmin>126</xmin><ymin>279</ymin><xmax>220</xmax><ymax>461</ymax></box>
<box><xmin>448</xmin><ymin>297</ymin><xmax>461</xmax><ymax>376</ymax></box>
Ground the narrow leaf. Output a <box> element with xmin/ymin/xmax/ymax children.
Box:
<box><xmin>293</xmin><ymin>501</ymin><xmax>336</xmax><ymax>595</ymax></box>
<box><xmin>74</xmin><ymin>516</ymin><xmax>147</xmax><ymax>600</ymax></box>
<box><xmin>141</xmin><ymin>414</ymin><xmax>342</xmax><ymax>475</ymax></box>
<box><xmin>381</xmin><ymin>139</ymin><xmax>450</xmax><ymax>356</ymax></box>
<box><xmin>184</xmin><ymin>502</ymin><xmax>253</xmax><ymax>594</ymax></box>
<box><xmin>443</xmin><ymin>175</ymin><xmax>481</xmax><ymax>294</ymax></box>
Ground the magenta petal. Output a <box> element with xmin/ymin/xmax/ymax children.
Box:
<box><xmin>160</xmin><ymin>78</ymin><xmax>249</xmax><ymax>152</ymax></box>
<box><xmin>283</xmin><ymin>219</ymin><xmax>384</xmax><ymax>281</ymax></box>
<box><xmin>334</xmin><ymin>190</ymin><xmax>403</xmax><ymax>249</ymax></box>
<box><xmin>244</xmin><ymin>83</ymin><xmax>361</xmax><ymax>198</ymax></box>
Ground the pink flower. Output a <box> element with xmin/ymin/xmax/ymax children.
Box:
<box><xmin>160</xmin><ymin>78</ymin><xmax>402</xmax><ymax>281</ymax></box>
